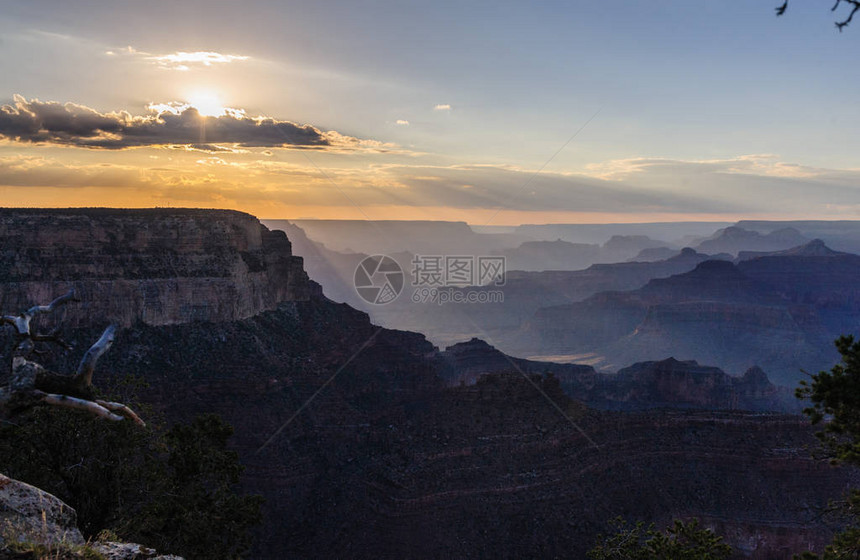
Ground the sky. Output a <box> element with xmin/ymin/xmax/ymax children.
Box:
<box><xmin>0</xmin><ymin>0</ymin><xmax>859</xmax><ymax>225</ymax></box>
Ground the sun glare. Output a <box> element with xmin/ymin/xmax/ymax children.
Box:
<box><xmin>187</xmin><ymin>90</ymin><xmax>225</xmax><ymax>117</ymax></box>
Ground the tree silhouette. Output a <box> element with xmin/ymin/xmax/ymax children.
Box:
<box><xmin>795</xmin><ymin>335</ymin><xmax>860</xmax><ymax>558</ymax></box>
<box><xmin>776</xmin><ymin>0</ymin><xmax>860</xmax><ymax>31</ymax></box>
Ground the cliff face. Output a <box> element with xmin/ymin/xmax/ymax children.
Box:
<box><xmin>0</xmin><ymin>211</ymin><xmax>854</xmax><ymax>559</ymax></box>
<box><xmin>0</xmin><ymin>209</ymin><xmax>311</xmax><ymax>327</ymax></box>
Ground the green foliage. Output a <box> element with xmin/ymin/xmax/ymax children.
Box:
<box><xmin>117</xmin><ymin>414</ymin><xmax>264</xmax><ymax>559</ymax></box>
<box><xmin>794</xmin><ymin>489</ymin><xmax>860</xmax><ymax>558</ymax></box>
<box><xmin>0</xmin><ymin>514</ymin><xmax>106</xmax><ymax>560</ymax></box>
<box><xmin>0</xmin><ymin>406</ymin><xmax>262</xmax><ymax>559</ymax></box>
<box><xmin>587</xmin><ymin>518</ymin><xmax>732</xmax><ymax>560</ymax></box>
<box><xmin>794</xmin><ymin>525</ymin><xmax>860</xmax><ymax>559</ymax></box>
<box><xmin>797</xmin><ymin>335</ymin><xmax>860</xmax><ymax>466</ymax></box>
<box><xmin>0</xmin><ymin>405</ymin><xmax>156</xmax><ymax>536</ymax></box>
<box><xmin>2</xmin><ymin>540</ymin><xmax>107</xmax><ymax>560</ymax></box>
<box><xmin>795</xmin><ymin>335</ymin><xmax>860</xmax><ymax>558</ymax></box>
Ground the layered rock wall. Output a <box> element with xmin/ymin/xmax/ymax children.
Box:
<box><xmin>0</xmin><ymin>209</ymin><xmax>311</xmax><ymax>327</ymax></box>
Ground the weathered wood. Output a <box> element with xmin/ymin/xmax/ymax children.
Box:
<box><xmin>2</xmin><ymin>289</ymin><xmax>79</xmax><ymax>337</ymax></box>
<box><xmin>75</xmin><ymin>325</ymin><xmax>116</xmax><ymax>388</ymax></box>
<box><xmin>36</xmin><ymin>390</ymin><xmax>125</xmax><ymax>422</ymax></box>
<box><xmin>96</xmin><ymin>399</ymin><xmax>146</xmax><ymax>426</ymax></box>
<box><xmin>1</xmin><ymin>293</ymin><xmax>143</xmax><ymax>426</ymax></box>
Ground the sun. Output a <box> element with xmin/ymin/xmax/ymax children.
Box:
<box><xmin>186</xmin><ymin>90</ymin><xmax>225</xmax><ymax>117</ymax></box>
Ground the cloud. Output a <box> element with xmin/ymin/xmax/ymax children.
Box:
<box><xmin>106</xmin><ymin>46</ymin><xmax>250</xmax><ymax>70</ymax></box>
<box><xmin>433</xmin><ymin>104</ymin><xmax>451</xmax><ymax>111</ymax></box>
<box><xmin>147</xmin><ymin>51</ymin><xmax>249</xmax><ymax>71</ymax></box>
<box><xmin>395</xmin><ymin>119</ymin><xmax>410</xmax><ymax>126</ymax></box>
<box><xmin>3</xmin><ymin>154</ymin><xmax>860</xmax><ymax>220</ymax></box>
<box><xmin>376</xmin><ymin>163</ymin><xmax>729</xmax><ymax>214</ymax></box>
<box><xmin>579</xmin><ymin>155</ymin><xmax>860</xmax><ymax>214</ymax></box>
<box><xmin>0</xmin><ymin>95</ymin><xmax>391</xmax><ymax>151</ymax></box>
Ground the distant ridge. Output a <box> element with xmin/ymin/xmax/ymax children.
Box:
<box><xmin>695</xmin><ymin>226</ymin><xmax>808</xmax><ymax>256</ymax></box>
<box><xmin>437</xmin><ymin>338</ymin><xmax>797</xmax><ymax>412</ymax></box>
<box><xmin>735</xmin><ymin>220</ymin><xmax>860</xmax><ymax>254</ymax></box>
<box><xmin>738</xmin><ymin>239</ymin><xmax>849</xmax><ymax>261</ymax></box>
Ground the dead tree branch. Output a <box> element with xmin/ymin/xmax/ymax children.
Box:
<box><xmin>776</xmin><ymin>0</ymin><xmax>860</xmax><ymax>30</ymax></box>
<box><xmin>0</xmin><ymin>293</ymin><xmax>144</xmax><ymax>427</ymax></box>
<box><xmin>2</xmin><ymin>289</ymin><xmax>79</xmax><ymax>336</ymax></box>
<box><xmin>36</xmin><ymin>391</ymin><xmax>125</xmax><ymax>422</ymax></box>
<box><xmin>1</xmin><ymin>289</ymin><xmax>79</xmax><ymax>358</ymax></box>
<box><xmin>74</xmin><ymin>324</ymin><xmax>116</xmax><ymax>388</ymax></box>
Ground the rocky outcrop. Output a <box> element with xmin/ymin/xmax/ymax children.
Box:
<box><xmin>599</xmin><ymin>358</ymin><xmax>798</xmax><ymax>412</ymax></box>
<box><xmin>637</xmin><ymin>259</ymin><xmax>775</xmax><ymax>304</ymax></box>
<box><xmin>0</xmin><ymin>209</ymin><xmax>311</xmax><ymax>328</ymax></box>
<box><xmin>439</xmin><ymin>340</ymin><xmax>798</xmax><ymax>412</ymax></box>
<box><xmin>0</xmin><ymin>473</ymin><xmax>181</xmax><ymax>559</ymax></box>
<box><xmin>90</xmin><ymin>541</ymin><xmax>183</xmax><ymax>560</ymax></box>
<box><xmin>602</xmin><ymin>234</ymin><xmax>671</xmax><ymax>262</ymax></box>
<box><xmin>439</xmin><ymin>337</ymin><xmax>599</xmax><ymax>393</ymax></box>
<box><xmin>0</xmin><ymin>473</ymin><xmax>83</xmax><ymax>547</ymax></box>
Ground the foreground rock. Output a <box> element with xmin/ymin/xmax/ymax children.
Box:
<box><xmin>0</xmin><ymin>474</ymin><xmax>181</xmax><ymax>560</ymax></box>
<box><xmin>89</xmin><ymin>541</ymin><xmax>183</xmax><ymax>560</ymax></box>
<box><xmin>0</xmin><ymin>473</ymin><xmax>83</xmax><ymax>547</ymax></box>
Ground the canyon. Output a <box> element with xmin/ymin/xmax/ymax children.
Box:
<box><xmin>522</xmin><ymin>243</ymin><xmax>860</xmax><ymax>384</ymax></box>
<box><xmin>0</xmin><ymin>209</ymin><xmax>854</xmax><ymax>558</ymax></box>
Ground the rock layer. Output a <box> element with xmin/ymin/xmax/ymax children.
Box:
<box><xmin>0</xmin><ymin>209</ymin><xmax>311</xmax><ymax>327</ymax></box>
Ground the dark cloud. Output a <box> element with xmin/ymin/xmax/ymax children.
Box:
<box><xmin>0</xmin><ymin>95</ymin><xmax>336</xmax><ymax>150</ymax></box>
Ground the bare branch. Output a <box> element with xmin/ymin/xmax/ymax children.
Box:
<box><xmin>776</xmin><ymin>0</ymin><xmax>788</xmax><ymax>16</ymax></box>
<box><xmin>6</xmin><ymin>314</ymin><xmax>31</xmax><ymax>337</ymax></box>
<box><xmin>96</xmin><ymin>399</ymin><xmax>146</xmax><ymax>427</ymax></box>
<box><xmin>35</xmin><ymin>390</ymin><xmax>125</xmax><ymax>422</ymax></box>
<box><xmin>30</xmin><ymin>331</ymin><xmax>73</xmax><ymax>351</ymax></box>
<box><xmin>2</xmin><ymin>289</ymin><xmax>79</xmax><ymax>338</ymax></box>
<box><xmin>75</xmin><ymin>325</ymin><xmax>117</xmax><ymax>388</ymax></box>
<box><xmin>25</xmin><ymin>289</ymin><xmax>79</xmax><ymax>318</ymax></box>
<box><xmin>1</xmin><ymin>294</ymin><xmax>145</xmax><ymax>427</ymax></box>
<box><xmin>836</xmin><ymin>0</ymin><xmax>860</xmax><ymax>30</ymax></box>
<box><xmin>776</xmin><ymin>0</ymin><xmax>860</xmax><ymax>29</ymax></box>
